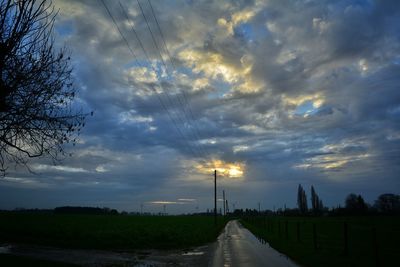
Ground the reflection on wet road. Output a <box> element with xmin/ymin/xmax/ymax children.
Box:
<box><xmin>211</xmin><ymin>220</ymin><xmax>299</xmax><ymax>267</ymax></box>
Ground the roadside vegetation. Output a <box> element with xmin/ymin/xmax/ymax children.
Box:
<box><xmin>239</xmin><ymin>187</ymin><xmax>400</xmax><ymax>267</ymax></box>
<box><xmin>242</xmin><ymin>215</ymin><xmax>400</xmax><ymax>267</ymax></box>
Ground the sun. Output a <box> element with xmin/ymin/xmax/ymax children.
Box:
<box><xmin>196</xmin><ymin>160</ymin><xmax>245</xmax><ymax>178</ymax></box>
<box><xmin>228</xmin><ymin>165</ymin><xmax>243</xmax><ymax>178</ymax></box>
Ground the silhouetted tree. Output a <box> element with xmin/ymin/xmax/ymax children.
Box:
<box><xmin>297</xmin><ymin>184</ymin><xmax>302</xmax><ymax>212</ymax></box>
<box><xmin>374</xmin><ymin>193</ymin><xmax>400</xmax><ymax>213</ymax></box>
<box><xmin>297</xmin><ymin>184</ymin><xmax>308</xmax><ymax>214</ymax></box>
<box><xmin>345</xmin><ymin>193</ymin><xmax>368</xmax><ymax>213</ymax></box>
<box><xmin>0</xmin><ymin>0</ymin><xmax>88</xmax><ymax>175</ymax></box>
<box><xmin>311</xmin><ymin>185</ymin><xmax>324</xmax><ymax>214</ymax></box>
<box><xmin>311</xmin><ymin>185</ymin><xmax>318</xmax><ymax>211</ymax></box>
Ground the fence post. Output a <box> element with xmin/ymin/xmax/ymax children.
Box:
<box><xmin>313</xmin><ymin>223</ymin><xmax>318</xmax><ymax>251</ymax></box>
<box><xmin>372</xmin><ymin>227</ymin><xmax>379</xmax><ymax>267</ymax></box>
<box><xmin>264</xmin><ymin>216</ymin><xmax>266</xmax><ymax>230</ymax></box>
<box><xmin>297</xmin><ymin>221</ymin><xmax>300</xmax><ymax>242</ymax></box>
<box><xmin>278</xmin><ymin>220</ymin><xmax>281</xmax><ymax>238</ymax></box>
<box><xmin>285</xmin><ymin>220</ymin><xmax>289</xmax><ymax>240</ymax></box>
<box><xmin>343</xmin><ymin>222</ymin><xmax>348</xmax><ymax>256</ymax></box>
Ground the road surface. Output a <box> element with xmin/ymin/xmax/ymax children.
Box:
<box><xmin>1</xmin><ymin>220</ymin><xmax>300</xmax><ymax>266</ymax></box>
<box><xmin>211</xmin><ymin>220</ymin><xmax>300</xmax><ymax>267</ymax></box>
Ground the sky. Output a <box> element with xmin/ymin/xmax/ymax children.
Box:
<box><xmin>1</xmin><ymin>0</ymin><xmax>400</xmax><ymax>214</ymax></box>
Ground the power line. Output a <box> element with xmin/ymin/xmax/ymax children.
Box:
<box><xmin>120</xmin><ymin>0</ymin><xmax>187</xmax><ymax>133</ymax></box>
<box><xmin>100</xmin><ymin>0</ymin><xmax>137</xmax><ymax>59</ymax></box>
<box><xmin>132</xmin><ymin>0</ymin><xmax>209</xmax><ymax>159</ymax></box>
<box><xmin>100</xmin><ymin>0</ymin><xmax>203</xmax><ymax>159</ymax></box>
<box><xmin>146</xmin><ymin>0</ymin><xmax>214</xmax><ymax>159</ymax></box>
<box><xmin>136</xmin><ymin>0</ymin><xmax>168</xmax><ymax>77</ymax></box>
<box><xmin>136</xmin><ymin>0</ymin><xmax>211</xmax><ymax>159</ymax></box>
<box><xmin>116</xmin><ymin>0</ymin><xmax>205</xmax><ymax>160</ymax></box>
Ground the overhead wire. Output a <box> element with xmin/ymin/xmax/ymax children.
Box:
<box><xmin>122</xmin><ymin>0</ymin><xmax>190</xmax><ymax>141</ymax></box>
<box><xmin>99</xmin><ymin>0</ymin><xmax>203</xmax><ymax>159</ymax></box>
<box><xmin>134</xmin><ymin>0</ymin><xmax>211</xmax><ymax>160</ymax></box>
<box><xmin>132</xmin><ymin>0</ymin><xmax>210</xmax><ymax>160</ymax></box>
<box><xmin>146</xmin><ymin>0</ymin><xmax>216</xmax><ymax>160</ymax></box>
<box><xmin>116</xmin><ymin>0</ymin><xmax>205</xmax><ymax>160</ymax></box>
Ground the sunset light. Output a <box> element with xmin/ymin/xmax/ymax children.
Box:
<box><xmin>196</xmin><ymin>160</ymin><xmax>245</xmax><ymax>178</ymax></box>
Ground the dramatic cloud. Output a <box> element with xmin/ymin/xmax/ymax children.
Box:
<box><xmin>1</xmin><ymin>0</ymin><xmax>399</xmax><ymax>213</ymax></box>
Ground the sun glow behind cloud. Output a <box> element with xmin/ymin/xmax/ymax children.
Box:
<box><xmin>294</xmin><ymin>154</ymin><xmax>371</xmax><ymax>171</ymax></box>
<box><xmin>196</xmin><ymin>160</ymin><xmax>245</xmax><ymax>178</ymax></box>
<box><xmin>148</xmin><ymin>201</ymin><xmax>184</xmax><ymax>205</ymax></box>
<box><xmin>148</xmin><ymin>198</ymin><xmax>197</xmax><ymax>205</ymax></box>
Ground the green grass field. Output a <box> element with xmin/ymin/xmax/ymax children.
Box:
<box><xmin>242</xmin><ymin>216</ymin><xmax>400</xmax><ymax>267</ymax></box>
<box><xmin>0</xmin><ymin>212</ymin><xmax>228</xmax><ymax>250</ymax></box>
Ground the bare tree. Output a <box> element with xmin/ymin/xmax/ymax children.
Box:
<box><xmin>0</xmin><ymin>0</ymin><xmax>88</xmax><ymax>175</ymax></box>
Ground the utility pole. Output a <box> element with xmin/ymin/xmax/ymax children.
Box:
<box><xmin>226</xmin><ymin>199</ymin><xmax>229</xmax><ymax>214</ymax></box>
<box><xmin>223</xmin><ymin>190</ymin><xmax>226</xmax><ymax>216</ymax></box>
<box><xmin>214</xmin><ymin>170</ymin><xmax>217</xmax><ymax>226</ymax></box>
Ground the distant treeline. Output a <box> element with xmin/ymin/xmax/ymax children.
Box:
<box><xmin>229</xmin><ymin>191</ymin><xmax>400</xmax><ymax>217</ymax></box>
<box><xmin>0</xmin><ymin>206</ymin><xmax>122</xmax><ymax>215</ymax></box>
<box><xmin>54</xmin><ymin>206</ymin><xmax>119</xmax><ymax>215</ymax></box>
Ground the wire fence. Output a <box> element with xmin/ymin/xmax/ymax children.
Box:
<box><xmin>242</xmin><ymin>216</ymin><xmax>400</xmax><ymax>267</ymax></box>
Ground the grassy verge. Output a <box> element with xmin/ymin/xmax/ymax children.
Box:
<box><xmin>0</xmin><ymin>212</ymin><xmax>228</xmax><ymax>250</ymax></box>
<box><xmin>241</xmin><ymin>216</ymin><xmax>400</xmax><ymax>267</ymax></box>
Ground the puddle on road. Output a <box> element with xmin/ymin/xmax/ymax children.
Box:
<box><xmin>0</xmin><ymin>245</ymin><xmax>12</xmax><ymax>254</ymax></box>
<box><xmin>1</xmin><ymin>244</ymin><xmax>211</xmax><ymax>266</ymax></box>
<box><xmin>182</xmin><ymin>251</ymin><xmax>204</xmax><ymax>256</ymax></box>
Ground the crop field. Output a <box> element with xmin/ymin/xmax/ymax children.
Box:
<box><xmin>242</xmin><ymin>216</ymin><xmax>400</xmax><ymax>267</ymax></box>
<box><xmin>0</xmin><ymin>212</ymin><xmax>228</xmax><ymax>250</ymax></box>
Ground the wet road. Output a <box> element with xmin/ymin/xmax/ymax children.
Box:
<box><xmin>211</xmin><ymin>220</ymin><xmax>299</xmax><ymax>267</ymax></box>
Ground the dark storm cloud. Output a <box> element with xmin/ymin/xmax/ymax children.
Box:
<box><xmin>1</xmin><ymin>0</ymin><xmax>399</xmax><ymax>212</ymax></box>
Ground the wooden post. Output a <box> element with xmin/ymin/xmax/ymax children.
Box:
<box><xmin>296</xmin><ymin>221</ymin><xmax>300</xmax><ymax>242</ymax></box>
<box><xmin>278</xmin><ymin>220</ymin><xmax>281</xmax><ymax>238</ymax></box>
<box><xmin>372</xmin><ymin>227</ymin><xmax>379</xmax><ymax>267</ymax></box>
<box><xmin>264</xmin><ymin>216</ymin><xmax>267</xmax><ymax>230</ymax></box>
<box><xmin>313</xmin><ymin>223</ymin><xmax>318</xmax><ymax>251</ymax></box>
<box><xmin>214</xmin><ymin>170</ymin><xmax>217</xmax><ymax>226</ymax></box>
<box><xmin>285</xmin><ymin>220</ymin><xmax>289</xmax><ymax>240</ymax></box>
<box><xmin>223</xmin><ymin>190</ymin><xmax>226</xmax><ymax>216</ymax></box>
<box><xmin>343</xmin><ymin>222</ymin><xmax>348</xmax><ymax>256</ymax></box>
